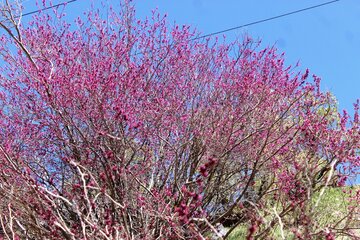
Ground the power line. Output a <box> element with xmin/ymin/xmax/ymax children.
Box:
<box><xmin>18</xmin><ymin>0</ymin><xmax>340</xmax><ymax>41</ymax></box>
<box><xmin>21</xmin><ymin>0</ymin><xmax>78</xmax><ymax>17</ymax></box>
<box><xmin>192</xmin><ymin>0</ymin><xmax>340</xmax><ymax>40</ymax></box>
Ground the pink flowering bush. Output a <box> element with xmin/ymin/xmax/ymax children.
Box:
<box><xmin>0</xmin><ymin>1</ymin><xmax>358</xmax><ymax>239</ymax></box>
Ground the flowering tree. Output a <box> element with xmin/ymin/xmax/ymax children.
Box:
<box><xmin>0</xmin><ymin>1</ymin><xmax>359</xmax><ymax>239</ymax></box>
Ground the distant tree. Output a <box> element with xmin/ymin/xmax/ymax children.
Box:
<box><xmin>0</xmin><ymin>1</ymin><xmax>359</xmax><ymax>239</ymax></box>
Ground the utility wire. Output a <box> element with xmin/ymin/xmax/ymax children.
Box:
<box><xmin>17</xmin><ymin>0</ymin><xmax>340</xmax><ymax>41</ymax></box>
<box><xmin>192</xmin><ymin>0</ymin><xmax>340</xmax><ymax>40</ymax></box>
<box><xmin>21</xmin><ymin>0</ymin><xmax>78</xmax><ymax>17</ymax></box>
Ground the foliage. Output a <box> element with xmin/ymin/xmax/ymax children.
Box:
<box><xmin>0</xmin><ymin>1</ymin><xmax>359</xmax><ymax>239</ymax></box>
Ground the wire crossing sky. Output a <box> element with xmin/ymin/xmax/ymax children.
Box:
<box><xmin>192</xmin><ymin>0</ymin><xmax>340</xmax><ymax>40</ymax></box>
<box><xmin>20</xmin><ymin>0</ymin><xmax>340</xmax><ymax>42</ymax></box>
<box><xmin>20</xmin><ymin>0</ymin><xmax>78</xmax><ymax>17</ymax></box>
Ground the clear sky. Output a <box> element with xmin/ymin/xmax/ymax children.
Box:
<box><xmin>18</xmin><ymin>0</ymin><xmax>360</xmax><ymax>183</ymax></box>
<box><xmin>133</xmin><ymin>0</ymin><xmax>359</xmax><ymax>115</ymax></box>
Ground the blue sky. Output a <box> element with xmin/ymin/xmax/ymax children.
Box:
<box><xmin>21</xmin><ymin>0</ymin><xmax>359</xmax><ymax>113</ymax></box>
<box><xmin>133</xmin><ymin>0</ymin><xmax>360</xmax><ymax>114</ymax></box>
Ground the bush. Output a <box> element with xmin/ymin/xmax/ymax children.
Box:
<box><xmin>0</xmin><ymin>1</ymin><xmax>359</xmax><ymax>239</ymax></box>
